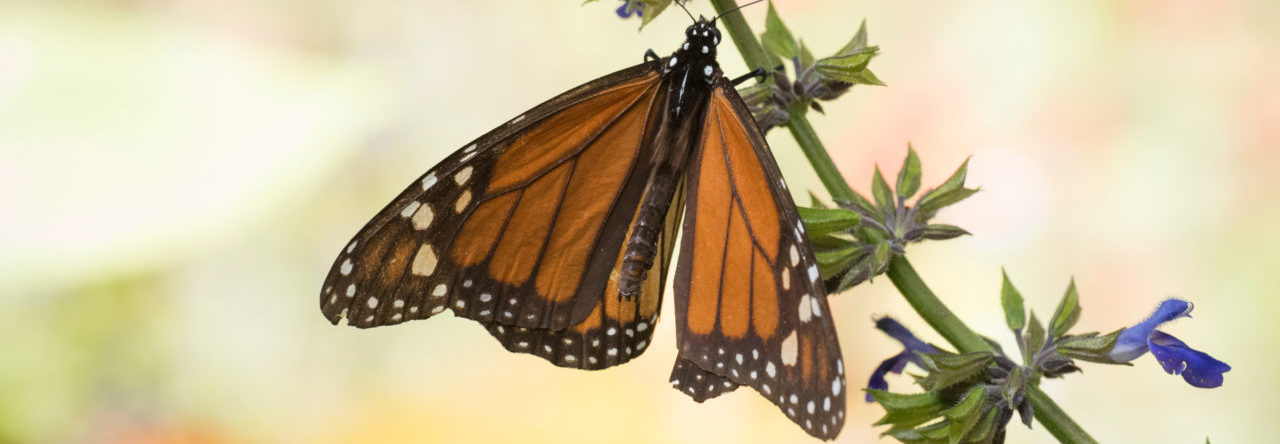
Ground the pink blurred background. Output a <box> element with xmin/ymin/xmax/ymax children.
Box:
<box><xmin>2</xmin><ymin>0</ymin><xmax>1275</xmax><ymax>442</ymax></box>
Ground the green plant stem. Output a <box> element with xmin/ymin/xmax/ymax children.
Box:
<box><xmin>706</xmin><ymin>2</ymin><xmax>1096</xmax><ymax>443</ymax></box>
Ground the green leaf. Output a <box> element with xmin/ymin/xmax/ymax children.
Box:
<box><xmin>918</xmin><ymin>351</ymin><xmax>995</xmax><ymax>391</ymax></box>
<box><xmin>1049</xmin><ymin>278</ymin><xmax>1082</xmax><ymax>338</ymax></box>
<box><xmin>1024</xmin><ymin>311</ymin><xmax>1046</xmax><ymax>366</ymax></box>
<box><xmin>1057</xmin><ymin>330</ymin><xmax>1126</xmax><ymax>364</ymax></box>
<box><xmin>870</xmin><ymin>390</ymin><xmax>946</xmax><ymax>429</ymax></box>
<box><xmin>921</xmin><ymin>224</ymin><xmax>970</xmax><ymax>240</ymax></box>
<box><xmin>871</xmin><ymin>166</ymin><xmax>894</xmax><ymax>212</ymax></box>
<box><xmin>999</xmin><ymin>269</ymin><xmax>1026</xmax><ymax>332</ymax></box>
<box><xmin>797</xmin><ymin>206</ymin><xmax>861</xmax><ymax>238</ymax></box>
<box><xmin>897</xmin><ymin>145</ymin><xmax>923</xmax><ymax>199</ymax></box>
<box><xmin>761</xmin><ymin>1</ymin><xmax>799</xmax><ymax>60</ymax></box>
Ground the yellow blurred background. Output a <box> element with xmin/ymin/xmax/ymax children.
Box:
<box><xmin>2</xmin><ymin>0</ymin><xmax>1275</xmax><ymax>442</ymax></box>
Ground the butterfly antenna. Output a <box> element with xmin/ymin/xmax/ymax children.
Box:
<box><xmin>674</xmin><ymin>0</ymin><xmax>696</xmax><ymax>23</ymax></box>
<box><xmin>712</xmin><ymin>0</ymin><xmax>764</xmax><ymax>23</ymax></box>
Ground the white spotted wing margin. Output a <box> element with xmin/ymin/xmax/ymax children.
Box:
<box><xmin>670</xmin><ymin>81</ymin><xmax>847</xmax><ymax>440</ymax></box>
<box><xmin>318</xmin><ymin>60</ymin><xmax>664</xmax><ymax>332</ymax></box>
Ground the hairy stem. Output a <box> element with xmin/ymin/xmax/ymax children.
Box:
<box><xmin>707</xmin><ymin>1</ymin><xmax>1096</xmax><ymax>443</ymax></box>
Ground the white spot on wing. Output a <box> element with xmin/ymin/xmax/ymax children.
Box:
<box><xmin>798</xmin><ymin>294</ymin><xmax>813</xmax><ymax>323</ymax></box>
<box><xmin>340</xmin><ymin>259</ymin><xmax>353</xmax><ymax>275</ymax></box>
<box><xmin>411</xmin><ymin>244</ymin><xmax>438</xmax><ymax>276</ymax></box>
<box><xmin>346</xmin><ymin>241</ymin><xmax>358</xmax><ymax>253</ymax></box>
<box><xmin>832</xmin><ymin>378</ymin><xmax>842</xmax><ymax>395</ymax></box>
<box><xmin>780</xmin><ymin>331</ymin><xmax>798</xmax><ymax>366</ymax></box>
<box><xmin>400</xmin><ymin>201</ymin><xmax>421</xmax><ymax>218</ymax></box>
<box><xmin>412</xmin><ymin>204</ymin><xmax>434</xmax><ymax>230</ymax></box>
<box><xmin>811</xmin><ymin>296</ymin><xmax>822</xmax><ymax>318</ymax></box>
<box><xmin>421</xmin><ymin>172</ymin><xmax>438</xmax><ymax>190</ymax></box>
<box><xmin>367</xmin><ymin>297</ymin><xmax>378</xmax><ymax>309</ymax></box>
<box><xmin>808</xmin><ymin>264</ymin><xmax>819</xmax><ymax>282</ymax></box>
<box><xmin>345</xmin><ymin>284</ymin><xmax>356</xmax><ymax>297</ymax></box>
<box><xmin>766</xmin><ymin>361</ymin><xmax>778</xmax><ymax>378</ymax></box>
<box><xmin>455</xmin><ymin>189</ymin><xmax>472</xmax><ymax>213</ymax></box>
<box><xmin>703</xmin><ymin>65</ymin><xmax>713</xmax><ymax>77</ymax></box>
<box><xmin>790</xmin><ymin>245</ymin><xmax>800</xmax><ymax>266</ymax></box>
<box><xmin>463</xmin><ymin>143</ymin><xmax>477</xmax><ymax>153</ymax></box>
<box><xmin>431</xmin><ymin>284</ymin><xmax>447</xmax><ymax>297</ymax></box>
<box><xmin>454</xmin><ymin>166</ymin><xmax>474</xmax><ymax>185</ymax></box>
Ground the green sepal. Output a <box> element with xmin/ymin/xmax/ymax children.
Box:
<box><xmin>917</xmin><ymin>158</ymin><xmax>974</xmax><ymax>215</ymax></box>
<box><xmin>834</xmin><ymin>191</ymin><xmax>879</xmax><ymax>216</ymax></box>
<box><xmin>870</xmin><ymin>389</ymin><xmax>946</xmax><ymax>429</ymax></box>
<box><xmin>918</xmin><ymin>351</ymin><xmax>995</xmax><ymax>391</ymax></box>
<box><xmin>888</xmin><ymin>420</ymin><xmax>951</xmax><ymax>444</ymax></box>
<box><xmin>917</xmin><ymin>187</ymin><xmax>979</xmax><ymax>218</ymax></box>
<box><xmin>815</xmin><ymin>47</ymin><xmax>880</xmax><ymax>84</ymax></box>
<box><xmin>897</xmin><ymin>145</ymin><xmax>923</xmax><ymax>199</ymax></box>
<box><xmin>1024</xmin><ymin>311</ymin><xmax>1046</xmax><ymax>366</ymax></box>
<box><xmin>999</xmin><ymin>366</ymin><xmax>1028</xmax><ymax>408</ymax></box>
<box><xmin>942</xmin><ymin>386</ymin><xmax>988</xmax><ymax>444</ymax></box>
<box><xmin>871</xmin><ymin>166</ymin><xmax>895</xmax><ymax>213</ymax></box>
<box><xmin>999</xmin><ymin>269</ymin><xmax>1026</xmax><ymax>332</ymax></box>
<box><xmin>967</xmin><ymin>409</ymin><xmax>1000</xmax><ymax>443</ymax></box>
<box><xmin>808</xmin><ymin>191</ymin><xmax>828</xmax><ymax>209</ymax></box>
<box><xmin>761</xmin><ymin>1</ymin><xmax>799</xmax><ymax>60</ymax></box>
<box><xmin>870</xmin><ymin>241</ymin><xmax>892</xmax><ymax>275</ymax></box>
<box><xmin>1057</xmin><ymin>330</ymin><xmax>1126</xmax><ymax>364</ymax></box>
<box><xmin>797</xmin><ymin>206</ymin><xmax>861</xmax><ymax>238</ymax></box>
<box><xmin>816</xmin><ymin>244</ymin><xmax>863</xmax><ymax>279</ymax></box>
<box><xmin>837</xmin><ymin>19</ymin><xmax>871</xmax><ymax>56</ymax></box>
<box><xmin>1049</xmin><ymin>278</ymin><xmax>1082</xmax><ymax>338</ymax></box>
<box><xmin>921</xmin><ymin>224</ymin><xmax>970</xmax><ymax>240</ymax></box>
<box><xmin>798</xmin><ymin>39</ymin><xmax>816</xmax><ymax>69</ymax></box>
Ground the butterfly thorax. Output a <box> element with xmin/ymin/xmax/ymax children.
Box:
<box><xmin>663</xmin><ymin>18</ymin><xmax>722</xmax><ymax>120</ymax></box>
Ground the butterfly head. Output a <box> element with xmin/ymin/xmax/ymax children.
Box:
<box><xmin>683</xmin><ymin>18</ymin><xmax>722</xmax><ymax>55</ymax></box>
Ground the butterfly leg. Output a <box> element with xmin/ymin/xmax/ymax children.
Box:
<box><xmin>729</xmin><ymin>67</ymin><xmax>767</xmax><ymax>87</ymax></box>
<box><xmin>644</xmin><ymin>49</ymin><xmax>660</xmax><ymax>63</ymax></box>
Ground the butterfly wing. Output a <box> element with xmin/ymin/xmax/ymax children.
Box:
<box><xmin>320</xmin><ymin>61</ymin><xmax>674</xmax><ymax>368</ymax></box>
<box><xmin>671</xmin><ymin>82</ymin><xmax>847</xmax><ymax>440</ymax></box>
<box><xmin>480</xmin><ymin>176</ymin><xmax>685</xmax><ymax>369</ymax></box>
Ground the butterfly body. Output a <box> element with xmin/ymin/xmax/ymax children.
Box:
<box><xmin>321</xmin><ymin>17</ymin><xmax>846</xmax><ymax>440</ymax></box>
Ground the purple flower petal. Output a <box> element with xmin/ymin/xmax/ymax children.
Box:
<box><xmin>1148</xmin><ymin>330</ymin><xmax>1230</xmax><ymax>388</ymax></box>
<box><xmin>1110</xmin><ymin>298</ymin><xmax>1193</xmax><ymax>362</ymax></box>
<box><xmin>866</xmin><ymin>318</ymin><xmax>939</xmax><ymax>402</ymax></box>
<box><xmin>615</xmin><ymin>1</ymin><xmax>644</xmax><ymax>18</ymax></box>
<box><xmin>876</xmin><ymin>317</ymin><xmax>937</xmax><ymax>354</ymax></box>
<box><xmin>866</xmin><ymin>352</ymin><xmax>906</xmax><ymax>402</ymax></box>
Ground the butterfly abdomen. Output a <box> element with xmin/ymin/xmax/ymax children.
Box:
<box><xmin>619</xmin><ymin>167</ymin><xmax>682</xmax><ymax>299</ymax></box>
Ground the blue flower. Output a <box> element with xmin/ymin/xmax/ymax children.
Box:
<box><xmin>866</xmin><ymin>317</ymin><xmax>939</xmax><ymax>401</ymax></box>
<box><xmin>1109</xmin><ymin>298</ymin><xmax>1230</xmax><ymax>388</ymax></box>
<box><xmin>616</xmin><ymin>0</ymin><xmax>645</xmax><ymax>18</ymax></box>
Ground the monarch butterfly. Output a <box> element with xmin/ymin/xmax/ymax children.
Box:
<box><xmin>319</xmin><ymin>6</ymin><xmax>846</xmax><ymax>440</ymax></box>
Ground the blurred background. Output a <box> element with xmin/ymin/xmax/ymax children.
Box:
<box><xmin>2</xmin><ymin>0</ymin><xmax>1275</xmax><ymax>442</ymax></box>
